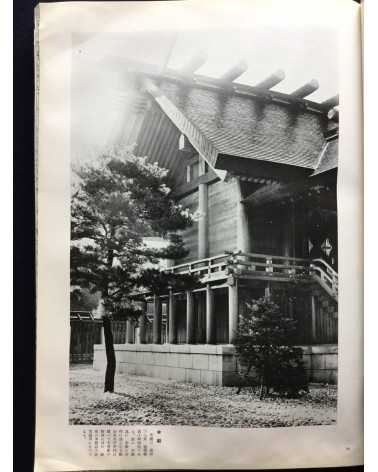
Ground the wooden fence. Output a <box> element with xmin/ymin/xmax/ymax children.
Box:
<box><xmin>70</xmin><ymin>320</ymin><xmax>127</xmax><ymax>363</ymax></box>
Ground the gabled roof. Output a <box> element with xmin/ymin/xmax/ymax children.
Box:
<box><xmin>312</xmin><ymin>138</ymin><xmax>338</xmax><ymax>176</ymax></box>
<box><xmin>107</xmin><ymin>58</ymin><xmax>339</xmax><ymax>178</ymax></box>
<box><xmin>142</xmin><ymin>77</ymin><xmax>337</xmax><ymax>174</ymax></box>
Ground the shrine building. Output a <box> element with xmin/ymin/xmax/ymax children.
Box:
<box><xmin>93</xmin><ymin>55</ymin><xmax>339</xmax><ymax>385</ymax></box>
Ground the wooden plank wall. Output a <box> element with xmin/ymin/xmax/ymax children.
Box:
<box><xmin>249</xmin><ymin>211</ymin><xmax>286</xmax><ymax>256</ymax></box>
<box><xmin>176</xmin><ymin>299</ymin><xmax>187</xmax><ymax>344</ymax></box>
<box><xmin>208</xmin><ymin>180</ymin><xmax>238</xmax><ymax>256</ymax></box>
<box><xmin>214</xmin><ymin>289</ymin><xmax>229</xmax><ymax>343</ymax></box>
<box><xmin>271</xmin><ymin>285</ymin><xmax>337</xmax><ymax>345</ymax></box>
<box><xmin>312</xmin><ymin>289</ymin><xmax>338</xmax><ymax>344</ymax></box>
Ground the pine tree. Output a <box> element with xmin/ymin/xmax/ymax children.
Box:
<box><xmin>71</xmin><ymin>147</ymin><xmax>193</xmax><ymax>392</ymax></box>
<box><xmin>234</xmin><ymin>297</ymin><xmax>308</xmax><ymax>398</ymax></box>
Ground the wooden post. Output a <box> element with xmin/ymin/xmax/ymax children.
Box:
<box><xmin>283</xmin><ymin>209</ymin><xmax>291</xmax><ymax>258</ymax></box>
<box><xmin>127</xmin><ymin>320</ymin><xmax>134</xmax><ymax>344</ymax></box>
<box><xmin>228</xmin><ymin>281</ymin><xmax>239</xmax><ymax>344</ymax></box>
<box><xmin>311</xmin><ymin>295</ymin><xmax>317</xmax><ymax>342</ymax></box>
<box><xmin>236</xmin><ymin>179</ymin><xmax>250</xmax><ymax>253</ymax></box>
<box><xmin>153</xmin><ymin>294</ymin><xmax>162</xmax><ymax>344</ymax></box>
<box><xmin>198</xmin><ymin>183</ymin><xmax>208</xmax><ymax>259</ymax></box>
<box><xmin>291</xmin><ymin>200</ymin><xmax>296</xmax><ymax>259</ymax></box>
<box><xmin>197</xmin><ymin>293</ymin><xmax>206</xmax><ymax>343</ymax></box>
<box><xmin>206</xmin><ymin>284</ymin><xmax>215</xmax><ymax>344</ymax></box>
<box><xmin>283</xmin><ymin>206</ymin><xmax>293</xmax><ymax>273</ymax></box>
<box><xmin>186</xmin><ymin>290</ymin><xmax>195</xmax><ymax>344</ymax></box>
<box><xmin>138</xmin><ymin>302</ymin><xmax>147</xmax><ymax>344</ymax></box>
<box><xmin>168</xmin><ymin>289</ymin><xmax>177</xmax><ymax>343</ymax></box>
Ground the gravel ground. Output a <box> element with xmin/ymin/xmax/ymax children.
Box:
<box><xmin>69</xmin><ymin>365</ymin><xmax>337</xmax><ymax>428</ymax></box>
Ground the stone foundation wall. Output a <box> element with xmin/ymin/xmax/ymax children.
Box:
<box><xmin>301</xmin><ymin>344</ymin><xmax>338</xmax><ymax>384</ymax></box>
<box><xmin>93</xmin><ymin>343</ymin><xmax>337</xmax><ymax>386</ymax></box>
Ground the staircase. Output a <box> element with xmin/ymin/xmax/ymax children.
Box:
<box><xmin>309</xmin><ymin>258</ymin><xmax>338</xmax><ymax>301</ymax></box>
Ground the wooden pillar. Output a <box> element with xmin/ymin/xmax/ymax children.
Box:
<box><xmin>283</xmin><ymin>208</ymin><xmax>292</xmax><ymax>258</ymax></box>
<box><xmin>228</xmin><ymin>281</ymin><xmax>239</xmax><ymax>344</ymax></box>
<box><xmin>165</xmin><ymin>302</ymin><xmax>169</xmax><ymax>343</ymax></box>
<box><xmin>186</xmin><ymin>290</ymin><xmax>195</xmax><ymax>344</ymax></box>
<box><xmin>311</xmin><ymin>295</ymin><xmax>317</xmax><ymax>342</ymax></box>
<box><xmin>198</xmin><ymin>183</ymin><xmax>209</xmax><ymax>259</ymax></box>
<box><xmin>290</xmin><ymin>200</ymin><xmax>296</xmax><ymax>259</ymax></box>
<box><xmin>206</xmin><ymin>284</ymin><xmax>215</xmax><ymax>344</ymax></box>
<box><xmin>197</xmin><ymin>293</ymin><xmax>206</xmax><ymax>343</ymax></box>
<box><xmin>139</xmin><ymin>301</ymin><xmax>147</xmax><ymax>344</ymax></box>
<box><xmin>126</xmin><ymin>320</ymin><xmax>134</xmax><ymax>344</ymax></box>
<box><xmin>168</xmin><ymin>289</ymin><xmax>177</xmax><ymax>343</ymax></box>
<box><xmin>153</xmin><ymin>294</ymin><xmax>162</xmax><ymax>344</ymax></box>
<box><xmin>236</xmin><ymin>179</ymin><xmax>251</xmax><ymax>253</ymax></box>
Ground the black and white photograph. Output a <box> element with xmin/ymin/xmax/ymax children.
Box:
<box><xmin>68</xmin><ymin>27</ymin><xmax>339</xmax><ymax>428</ymax></box>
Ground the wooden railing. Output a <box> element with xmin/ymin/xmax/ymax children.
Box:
<box><xmin>70</xmin><ymin>311</ymin><xmax>95</xmax><ymax>321</ymax></box>
<box><xmin>309</xmin><ymin>258</ymin><xmax>338</xmax><ymax>300</ymax></box>
<box><xmin>164</xmin><ymin>252</ymin><xmax>338</xmax><ymax>301</ymax></box>
<box><xmin>166</xmin><ymin>253</ymin><xmax>230</xmax><ymax>281</ymax></box>
<box><xmin>229</xmin><ymin>252</ymin><xmax>310</xmax><ymax>279</ymax></box>
<box><xmin>165</xmin><ymin>251</ymin><xmax>310</xmax><ymax>282</ymax></box>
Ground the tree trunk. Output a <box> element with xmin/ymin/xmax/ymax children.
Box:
<box><xmin>236</xmin><ymin>363</ymin><xmax>252</xmax><ymax>394</ymax></box>
<box><xmin>103</xmin><ymin>316</ymin><xmax>116</xmax><ymax>393</ymax></box>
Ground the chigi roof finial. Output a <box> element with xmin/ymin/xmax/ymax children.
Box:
<box><xmin>291</xmin><ymin>79</ymin><xmax>319</xmax><ymax>98</ymax></box>
<box><xmin>180</xmin><ymin>51</ymin><xmax>208</xmax><ymax>75</ymax></box>
<box><xmin>321</xmin><ymin>94</ymin><xmax>339</xmax><ymax>110</ymax></box>
<box><xmin>219</xmin><ymin>60</ymin><xmax>248</xmax><ymax>82</ymax></box>
<box><xmin>254</xmin><ymin>69</ymin><xmax>285</xmax><ymax>89</ymax></box>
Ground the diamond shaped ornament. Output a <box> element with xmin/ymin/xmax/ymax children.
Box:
<box><xmin>321</xmin><ymin>238</ymin><xmax>333</xmax><ymax>257</ymax></box>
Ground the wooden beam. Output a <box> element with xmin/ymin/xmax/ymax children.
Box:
<box><xmin>220</xmin><ymin>60</ymin><xmax>248</xmax><ymax>82</ymax></box>
<box><xmin>178</xmin><ymin>133</ymin><xmax>196</xmax><ymax>156</ymax></box>
<box><xmin>172</xmin><ymin>169</ymin><xmax>219</xmax><ymax>198</ymax></box>
<box><xmin>291</xmin><ymin>79</ymin><xmax>319</xmax><ymax>98</ymax></box>
<box><xmin>243</xmin><ymin>180</ymin><xmax>320</xmax><ymax>207</ymax></box>
<box><xmin>255</xmin><ymin>70</ymin><xmax>285</xmax><ymax>90</ymax></box>
<box><xmin>180</xmin><ymin>51</ymin><xmax>208</xmax><ymax>74</ymax></box>
<box><xmin>327</xmin><ymin>107</ymin><xmax>339</xmax><ymax>122</ymax></box>
<box><xmin>321</xmin><ymin>95</ymin><xmax>339</xmax><ymax>110</ymax></box>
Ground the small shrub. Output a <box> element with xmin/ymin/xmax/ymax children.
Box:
<box><xmin>234</xmin><ymin>297</ymin><xmax>308</xmax><ymax>398</ymax></box>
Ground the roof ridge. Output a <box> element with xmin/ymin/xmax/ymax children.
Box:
<box><xmin>101</xmin><ymin>56</ymin><xmax>339</xmax><ymax>116</ymax></box>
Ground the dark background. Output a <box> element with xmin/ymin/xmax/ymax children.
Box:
<box><xmin>13</xmin><ymin>0</ymin><xmax>362</xmax><ymax>471</ymax></box>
